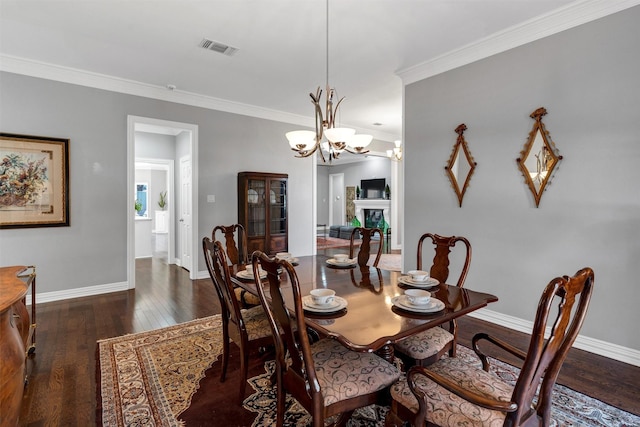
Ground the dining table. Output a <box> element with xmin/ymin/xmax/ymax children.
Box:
<box><xmin>231</xmin><ymin>254</ymin><xmax>498</xmax><ymax>362</ymax></box>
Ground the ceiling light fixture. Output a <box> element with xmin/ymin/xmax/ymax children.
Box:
<box><xmin>286</xmin><ymin>0</ymin><xmax>372</xmax><ymax>162</ymax></box>
<box><xmin>387</xmin><ymin>140</ymin><xmax>402</xmax><ymax>161</ymax></box>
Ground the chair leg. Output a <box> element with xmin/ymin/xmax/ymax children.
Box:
<box><xmin>220</xmin><ymin>328</ymin><xmax>230</xmax><ymax>382</ymax></box>
<box><xmin>275</xmin><ymin>373</ymin><xmax>285</xmax><ymax>427</ymax></box>
<box><xmin>238</xmin><ymin>340</ymin><xmax>249</xmax><ymax>403</ymax></box>
<box><xmin>384</xmin><ymin>409</ymin><xmax>408</xmax><ymax>427</ymax></box>
<box><xmin>334</xmin><ymin>410</ymin><xmax>355</xmax><ymax>427</ymax></box>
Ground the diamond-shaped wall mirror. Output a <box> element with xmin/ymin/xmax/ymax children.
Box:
<box><xmin>516</xmin><ymin>107</ymin><xmax>563</xmax><ymax>207</ymax></box>
<box><xmin>445</xmin><ymin>124</ymin><xmax>477</xmax><ymax>207</ymax></box>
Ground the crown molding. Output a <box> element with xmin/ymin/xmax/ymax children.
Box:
<box><xmin>397</xmin><ymin>0</ymin><xmax>640</xmax><ymax>85</ymax></box>
<box><xmin>0</xmin><ymin>54</ymin><xmax>397</xmax><ymax>142</ymax></box>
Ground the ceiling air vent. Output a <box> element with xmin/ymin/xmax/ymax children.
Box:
<box><xmin>199</xmin><ymin>38</ymin><xmax>239</xmax><ymax>56</ymax></box>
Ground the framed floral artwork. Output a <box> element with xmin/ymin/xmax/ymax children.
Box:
<box><xmin>0</xmin><ymin>133</ymin><xmax>69</xmax><ymax>228</ymax></box>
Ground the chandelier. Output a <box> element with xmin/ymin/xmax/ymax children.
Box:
<box><xmin>387</xmin><ymin>140</ymin><xmax>402</xmax><ymax>161</ymax></box>
<box><xmin>286</xmin><ymin>0</ymin><xmax>372</xmax><ymax>162</ymax></box>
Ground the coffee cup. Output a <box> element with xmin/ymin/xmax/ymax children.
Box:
<box><xmin>310</xmin><ymin>288</ymin><xmax>336</xmax><ymax>306</ymax></box>
<box><xmin>334</xmin><ymin>254</ymin><xmax>349</xmax><ymax>263</ymax></box>
<box><xmin>405</xmin><ymin>289</ymin><xmax>431</xmax><ymax>306</ymax></box>
<box><xmin>244</xmin><ymin>266</ymin><xmax>254</xmax><ymax>276</ymax></box>
<box><xmin>408</xmin><ymin>270</ymin><xmax>429</xmax><ymax>282</ymax></box>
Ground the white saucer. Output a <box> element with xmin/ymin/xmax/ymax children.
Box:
<box><xmin>326</xmin><ymin>258</ymin><xmax>357</xmax><ymax>267</ymax></box>
<box><xmin>236</xmin><ymin>269</ymin><xmax>267</xmax><ymax>280</ymax></box>
<box><xmin>302</xmin><ymin>295</ymin><xmax>348</xmax><ymax>313</ymax></box>
<box><xmin>276</xmin><ymin>257</ymin><xmax>299</xmax><ymax>265</ymax></box>
<box><xmin>397</xmin><ymin>276</ymin><xmax>439</xmax><ymax>288</ymax></box>
<box><xmin>391</xmin><ymin>295</ymin><xmax>445</xmax><ymax>313</ymax></box>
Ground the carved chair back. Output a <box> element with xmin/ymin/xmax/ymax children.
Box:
<box><xmin>349</xmin><ymin>227</ymin><xmax>383</xmax><ymax>268</ymax></box>
<box><xmin>203</xmin><ymin>237</ymin><xmax>245</xmax><ymax>341</ymax></box>
<box><xmin>251</xmin><ymin>251</ymin><xmax>324</xmax><ymax>423</ymax></box>
<box><xmin>213</xmin><ymin>224</ymin><xmax>248</xmax><ymax>267</ymax></box>
<box><xmin>417</xmin><ymin>233</ymin><xmax>471</xmax><ymax>287</ymax></box>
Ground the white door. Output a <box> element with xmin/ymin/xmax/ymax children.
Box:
<box><xmin>179</xmin><ymin>155</ymin><xmax>192</xmax><ymax>271</ymax></box>
<box><xmin>329</xmin><ymin>173</ymin><xmax>345</xmax><ymax>226</ymax></box>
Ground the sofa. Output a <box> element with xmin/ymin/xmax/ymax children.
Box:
<box><xmin>329</xmin><ymin>225</ymin><xmax>359</xmax><ymax>239</ymax></box>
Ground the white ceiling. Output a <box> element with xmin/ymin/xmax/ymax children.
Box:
<box><xmin>0</xmin><ymin>0</ymin><xmax>632</xmax><ymax>146</ymax></box>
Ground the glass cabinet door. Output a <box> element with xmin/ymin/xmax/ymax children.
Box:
<box><xmin>269</xmin><ymin>179</ymin><xmax>287</xmax><ymax>235</ymax></box>
<box><xmin>247</xmin><ymin>178</ymin><xmax>266</xmax><ymax>237</ymax></box>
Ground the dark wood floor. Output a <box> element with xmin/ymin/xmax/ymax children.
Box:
<box><xmin>19</xmin><ymin>253</ymin><xmax>640</xmax><ymax>425</ymax></box>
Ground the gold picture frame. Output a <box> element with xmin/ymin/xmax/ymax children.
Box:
<box><xmin>0</xmin><ymin>133</ymin><xmax>70</xmax><ymax>228</ymax></box>
<box><xmin>516</xmin><ymin>108</ymin><xmax>563</xmax><ymax>207</ymax></box>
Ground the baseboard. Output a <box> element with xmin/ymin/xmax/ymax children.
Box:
<box><xmin>26</xmin><ymin>281</ymin><xmax>129</xmax><ymax>304</ymax></box>
<box><xmin>469</xmin><ymin>308</ymin><xmax>640</xmax><ymax>367</ymax></box>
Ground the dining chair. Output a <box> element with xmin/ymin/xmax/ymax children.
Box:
<box><xmin>202</xmin><ymin>237</ymin><xmax>273</xmax><ymax>403</ymax></box>
<box><xmin>349</xmin><ymin>227</ymin><xmax>383</xmax><ymax>268</ymax></box>
<box><xmin>252</xmin><ymin>251</ymin><xmax>401</xmax><ymax>427</ymax></box>
<box><xmin>212</xmin><ymin>223</ymin><xmax>248</xmax><ymax>266</ymax></box>
<box><xmin>394</xmin><ymin>233</ymin><xmax>472</xmax><ymax>367</ymax></box>
<box><xmin>387</xmin><ymin>267</ymin><xmax>594</xmax><ymax>427</ymax></box>
<box><xmin>212</xmin><ymin>224</ymin><xmax>259</xmax><ymax>307</ymax></box>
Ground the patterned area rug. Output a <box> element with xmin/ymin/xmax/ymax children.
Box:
<box><xmin>96</xmin><ymin>315</ymin><xmax>224</xmax><ymax>427</ymax></box>
<box><xmin>96</xmin><ymin>315</ymin><xmax>640</xmax><ymax>427</ymax></box>
<box><xmin>243</xmin><ymin>346</ymin><xmax>640</xmax><ymax>427</ymax></box>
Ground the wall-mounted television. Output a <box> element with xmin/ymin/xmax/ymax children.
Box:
<box><xmin>360</xmin><ymin>178</ymin><xmax>386</xmax><ymax>199</ymax></box>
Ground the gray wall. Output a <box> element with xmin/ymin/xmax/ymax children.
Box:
<box><xmin>0</xmin><ymin>72</ymin><xmax>315</xmax><ymax>293</ymax></box>
<box><xmin>317</xmin><ymin>165</ymin><xmax>330</xmax><ymax>226</ymax></box>
<box><xmin>403</xmin><ymin>7</ymin><xmax>640</xmax><ymax>350</ymax></box>
<box><xmin>135</xmin><ymin>131</ymin><xmax>175</xmax><ymax>158</ymax></box>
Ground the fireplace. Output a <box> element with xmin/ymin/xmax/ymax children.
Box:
<box><xmin>353</xmin><ymin>199</ymin><xmax>391</xmax><ymax>230</ymax></box>
<box><xmin>364</xmin><ymin>209</ymin><xmax>385</xmax><ymax>228</ymax></box>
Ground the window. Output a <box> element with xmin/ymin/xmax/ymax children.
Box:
<box><xmin>135</xmin><ymin>183</ymin><xmax>149</xmax><ymax>217</ymax></box>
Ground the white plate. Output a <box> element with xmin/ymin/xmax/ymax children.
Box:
<box><xmin>397</xmin><ymin>276</ymin><xmax>439</xmax><ymax>288</ymax></box>
<box><xmin>302</xmin><ymin>295</ymin><xmax>348</xmax><ymax>313</ymax></box>
<box><xmin>391</xmin><ymin>295</ymin><xmax>445</xmax><ymax>313</ymax></box>
<box><xmin>236</xmin><ymin>269</ymin><xmax>267</xmax><ymax>280</ymax></box>
<box><xmin>326</xmin><ymin>258</ymin><xmax>357</xmax><ymax>267</ymax></box>
<box><xmin>248</xmin><ymin>189</ymin><xmax>259</xmax><ymax>204</ymax></box>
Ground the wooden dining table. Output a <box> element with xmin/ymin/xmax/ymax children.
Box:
<box><xmin>232</xmin><ymin>254</ymin><xmax>498</xmax><ymax>362</ymax></box>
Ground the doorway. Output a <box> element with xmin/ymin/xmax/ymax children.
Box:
<box><xmin>127</xmin><ymin>116</ymin><xmax>199</xmax><ymax>289</ymax></box>
<box><xmin>135</xmin><ymin>158</ymin><xmax>173</xmax><ymax>263</ymax></box>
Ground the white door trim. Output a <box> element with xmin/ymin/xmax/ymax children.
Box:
<box><xmin>127</xmin><ymin>115</ymin><xmax>199</xmax><ymax>288</ymax></box>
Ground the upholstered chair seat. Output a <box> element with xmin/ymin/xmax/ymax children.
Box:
<box><xmin>234</xmin><ymin>287</ymin><xmax>261</xmax><ymax>307</ymax></box>
<box><xmin>393</xmin><ymin>327</ymin><xmax>454</xmax><ymax>361</ymax></box>
<box><xmin>240</xmin><ymin>305</ymin><xmax>272</xmax><ymax>340</ymax></box>
<box><xmin>390</xmin><ymin>356</ymin><xmax>512</xmax><ymax>426</ymax></box>
<box><xmin>310</xmin><ymin>338</ymin><xmax>401</xmax><ymax>406</ymax></box>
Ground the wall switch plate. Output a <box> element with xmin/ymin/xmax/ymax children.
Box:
<box><xmin>207</xmin><ymin>195</ymin><xmax>215</xmax><ymax>203</ymax></box>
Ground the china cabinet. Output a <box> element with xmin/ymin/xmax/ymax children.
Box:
<box><xmin>238</xmin><ymin>172</ymin><xmax>288</xmax><ymax>255</ymax></box>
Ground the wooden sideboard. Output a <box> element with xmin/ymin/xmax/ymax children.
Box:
<box><xmin>0</xmin><ymin>265</ymin><xmax>36</xmax><ymax>426</ymax></box>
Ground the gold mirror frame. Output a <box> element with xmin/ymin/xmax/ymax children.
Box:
<box><xmin>516</xmin><ymin>107</ymin><xmax>563</xmax><ymax>207</ymax></box>
<box><xmin>445</xmin><ymin>124</ymin><xmax>477</xmax><ymax>207</ymax></box>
